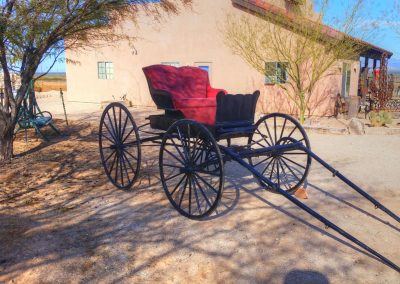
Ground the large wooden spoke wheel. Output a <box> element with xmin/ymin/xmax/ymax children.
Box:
<box><xmin>248</xmin><ymin>113</ymin><xmax>311</xmax><ymax>193</ymax></box>
<box><xmin>99</xmin><ymin>102</ymin><xmax>141</xmax><ymax>189</ymax></box>
<box><xmin>160</xmin><ymin>120</ymin><xmax>224</xmax><ymax>219</ymax></box>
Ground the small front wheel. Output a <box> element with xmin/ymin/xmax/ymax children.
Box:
<box><xmin>160</xmin><ymin>120</ymin><xmax>224</xmax><ymax>219</ymax></box>
<box><xmin>99</xmin><ymin>102</ymin><xmax>141</xmax><ymax>189</ymax></box>
<box><xmin>248</xmin><ymin>113</ymin><xmax>311</xmax><ymax>193</ymax></box>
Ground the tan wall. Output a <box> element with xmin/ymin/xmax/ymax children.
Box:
<box><xmin>66</xmin><ymin>0</ymin><xmax>358</xmax><ymax>117</ymax></box>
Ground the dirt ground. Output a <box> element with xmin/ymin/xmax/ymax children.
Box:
<box><xmin>0</xmin><ymin>112</ymin><xmax>399</xmax><ymax>283</ymax></box>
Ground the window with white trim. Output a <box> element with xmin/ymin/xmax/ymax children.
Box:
<box><xmin>98</xmin><ymin>62</ymin><xmax>114</xmax><ymax>80</ymax></box>
<box><xmin>161</xmin><ymin>62</ymin><xmax>180</xmax><ymax>67</ymax></box>
<box><xmin>341</xmin><ymin>62</ymin><xmax>351</xmax><ymax>97</ymax></box>
<box><xmin>194</xmin><ymin>62</ymin><xmax>212</xmax><ymax>80</ymax></box>
<box><xmin>265</xmin><ymin>62</ymin><xmax>288</xmax><ymax>84</ymax></box>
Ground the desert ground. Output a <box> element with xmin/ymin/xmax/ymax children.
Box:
<box><xmin>0</xmin><ymin>102</ymin><xmax>399</xmax><ymax>283</ymax></box>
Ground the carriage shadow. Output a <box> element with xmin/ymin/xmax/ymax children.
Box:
<box><xmin>200</xmin><ymin>158</ymin><xmax>394</xmax><ymax>268</ymax></box>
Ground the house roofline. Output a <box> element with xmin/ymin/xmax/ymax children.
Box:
<box><xmin>231</xmin><ymin>0</ymin><xmax>393</xmax><ymax>60</ymax></box>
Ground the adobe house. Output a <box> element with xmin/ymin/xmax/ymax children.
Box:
<box><xmin>65</xmin><ymin>0</ymin><xmax>392</xmax><ymax>117</ymax></box>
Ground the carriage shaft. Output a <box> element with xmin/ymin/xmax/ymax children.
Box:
<box><xmin>298</xmin><ymin>145</ymin><xmax>400</xmax><ymax>224</ymax></box>
<box><xmin>221</xmin><ymin>146</ymin><xmax>400</xmax><ymax>272</ymax></box>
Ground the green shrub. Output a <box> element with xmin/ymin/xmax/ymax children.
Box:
<box><xmin>368</xmin><ymin>111</ymin><xmax>393</xmax><ymax>127</ymax></box>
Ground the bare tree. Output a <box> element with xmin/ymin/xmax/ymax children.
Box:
<box><xmin>221</xmin><ymin>0</ymin><xmax>367</xmax><ymax>123</ymax></box>
<box><xmin>0</xmin><ymin>0</ymin><xmax>191</xmax><ymax>161</ymax></box>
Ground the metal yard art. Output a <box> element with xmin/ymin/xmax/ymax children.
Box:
<box><xmin>99</xmin><ymin>65</ymin><xmax>399</xmax><ymax>272</ymax></box>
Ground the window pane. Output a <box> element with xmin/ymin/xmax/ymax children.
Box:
<box><xmin>342</xmin><ymin>63</ymin><xmax>351</xmax><ymax>97</ymax></box>
<box><xmin>198</xmin><ymin>65</ymin><xmax>209</xmax><ymax>73</ymax></box>
<box><xmin>265</xmin><ymin>62</ymin><xmax>277</xmax><ymax>84</ymax></box>
<box><xmin>277</xmin><ymin>63</ymin><xmax>288</xmax><ymax>84</ymax></box>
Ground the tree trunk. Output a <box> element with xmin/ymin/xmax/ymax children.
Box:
<box><xmin>0</xmin><ymin>114</ymin><xmax>14</xmax><ymax>162</ymax></box>
<box><xmin>0</xmin><ymin>129</ymin><xmax>13</xmax><ymax>162</ymax></box>
<box><xmin>298</xmin><ymin>92</ymin><xmax>306</xmax><ymax>124</ymax></box>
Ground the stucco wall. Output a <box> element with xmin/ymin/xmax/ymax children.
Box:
<box><xmin>66</xmin><ymin>0</ymin><xmax>358</xmax><ymax>117</ymax></box>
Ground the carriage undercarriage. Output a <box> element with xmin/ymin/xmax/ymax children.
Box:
<box><xmin>99</xmin><ymin>102</ymin><xmax>399</xmax><ymax>272</ymax></box>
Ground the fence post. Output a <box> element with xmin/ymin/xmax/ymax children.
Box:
<box><xmin>60</xmin><ymin>88</ymin><xmax>68</xmax><ymax>126</ymax></box>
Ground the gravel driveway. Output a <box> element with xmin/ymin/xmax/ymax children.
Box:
<box><xmin>0</xmin><ymin>115</ymin><xmax>399</xmax><ymax>283</ymax></box>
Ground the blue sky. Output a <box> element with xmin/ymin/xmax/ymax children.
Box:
<box><xmin>39</xmin><ymin>0</ymin><xmax>400</xmax><ymax>73</ymax></box>
<box><xmin>316</xmin><ymin>0</ymin><xmax>400</xmax><ymax>71</ymax></box>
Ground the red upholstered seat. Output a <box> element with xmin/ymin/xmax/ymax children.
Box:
<box><xmin>143</xmin><ymin>65</ymin><xmax>227</xmax><ymax>125</ymax></box>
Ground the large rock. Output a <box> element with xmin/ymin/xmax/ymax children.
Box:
<box><xmin>348</xmin><ymin>118</ymin><xmax>365</xmax><ymax>135</ymax></box>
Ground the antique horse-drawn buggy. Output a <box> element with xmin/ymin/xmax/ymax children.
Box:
<box><xmin>99</xmin><ymin>65</ymin><xmax>399</xmax><ymax>271</ymax></box>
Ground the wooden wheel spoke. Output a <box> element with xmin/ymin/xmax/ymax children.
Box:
<box><xmin>121</xmin><ymin>150</ymin><xmax>136</xmax><ymax>175</ymax></box>
<box><xmin>101</xmin><ymin>132</ymin><xmax>116</xmax><ymax>145</ymax></box>
<box><xmin>255</xmin><ymin>129</ymin><xmax>272</xmax><ymax>147</ymax></box>
<box><xmin>254</xmin><ymin>155</ymin><xmax>273</xmax><ymax>167</ymax></box>
<box><xmin>279</xmin><ymin>118</ymin><xmax>287</xmax><ymax>141</ymax></box>
<box><xmin>112</xmin><ymin>106</ymin><xmax>120</xmax><ymax>140</ymax></box>
<box><xmin>103</xmin><ymin>120</ymin><xmax>118</xmax><ymax>142</ymax></box>
<box><xmin>163</xmin><ymin>146</ymin><xmax>185</xmax><ymax>164</ymax></box>
<box><xmin>188</xmin><ymin>176</ymin><xmax>192</xmax><ymax>214</ymax></box>
<box><xmin>261</xmin><ymin>157</ymin><xmax>275</xmax><ymax>176</ymax></box>
<box><xmin>269</xmin><ymin>159</ymin><xmax>276</xmax><ymax>180</ymax></box>
<box><xmin>178</xmin><ymin>176</ymin><xmax>189</xmax><ymax>207</ymax></box>
<box><xmin>281</xmin><ymin>155</ymin><xmax>306</xmax><ymax>169</ymax></box>
<box><xmin>279</xmin><ymin>157</ymin><xmax>301</xmax><ymax>181</ymax></box>
<box><xmin>287</xmin><ymin>126</ymin><xmax>298</xmax><ymax>139</ymax></box>
<box><xmin>176</xmin><ymin>126</ymin><xmax>190</xmax><ymax>162</ymax></box>
<box><xmin>170</xmin><ymin>135</ymin><xmax>188</xmax><ymax>163</ymax></box>
<box><xmin>263</xmin><ymin>120</ymin><xmax>275</xmax><ymax>146</ymax></box>
<box><xmin>123</xmin><ymin>148</ymin><xmax>138</xmax><ymax>161</ymax></box>
<box><xmin>114</xmin><ymin>154</ymin><xmax>120</xmax><ymax>184</ymax></box>
<box><xmin>106</xmin><ymin>112</ymin><xmax>118</xmax><ymax>141</ymax></box>
<box><xmin>192</xmin><ymin>177</ymin><xmax>202</xmax><ymax>215</ymax></box>
<box><xmin>190</xmin><ymin>132</ymin><xmax>201</xmax><ymax>161</ymax></box>
<box><xmin>120</xmin><ymin>115</ymin><xmax>129</xmax><ymax>142</ymax></box>
<box><xmin>163</xmin><ymin>163</ymin><xmax>182</xmax><ymax>169</ymax></box>
<box><xmin>277</xmin><ymin>159</ymin><xmax>292</xmax><ymax>190</ymax></box>
<box><xmin>276</xmin><ymin>158</ymin><xmax>280</xmax><ymax>187</ymax></box>
<box><xmin>194</xmin><ymin>173</ymin><xmax>218</xmax><ymax>194</ymax></box>
<box><xmin>119</xmin><ymin>153</ymin><xmax>125</xmax><ymax>186</ymax></box>
<box><xmin>108</xmin><ymin>151</ymin><xmax>118</xmax><ymax>175</ymax></box>
<box><xmin>170</xmin><ymin>174</ymin><xmax>187</xmax><ymax>196</ymax></box>
<box><xmin>121</xmin><ymin>127</ymin><xmax>135</xmax><ymax>144</ymax></box>
<box><xmin>165</xmin><ymin>171</ymin><xmax>184</xmax><ymax>182</ymax></box>
<box><xmin>273</xmin><ymin>115</ymin><xmax>277</xmax><ymax>144</ymax></box>
<box><xmin>104</xmin><ymin>149</ymin><xmax>116</xmax><ymax>164</ymax></box>
<box><xmin>193</xmin><ymin>174</ymin><xmax>213</xmax><ymax>208</ymax></box>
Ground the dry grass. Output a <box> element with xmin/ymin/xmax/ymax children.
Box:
<box><xmin>34</xmin><ymin>74</ymin><xmax>67</xmax><ymax>92</ymax></box>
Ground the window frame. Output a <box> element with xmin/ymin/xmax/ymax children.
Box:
<box><xmin>194</xmin><ymin>62</ymin><xmax>213</xmax><ymax>81</ymax></box>
<box><xmin>342</xmin><ymin>62</ymin><xmax>351</xmax><ymax>97</ymax></box>
<box><xmin>161</xmin><ymin>61</ymin><xmax>180</xmax><ymax>67</ymax></box>
<box><xmin>98</xmin><ymin>61</ymin><xmax>114</xmax><ymax>80</ymax></box>
<box><xmin>265</xmin><ymin>62</ymin><xmax>288</xmax><ymax>85</ymax></box>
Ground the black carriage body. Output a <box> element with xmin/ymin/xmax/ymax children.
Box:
<box><xmin>148</xmin><ymin>91</ymin><xmax>260</xmax><ymax>141</ymax></box>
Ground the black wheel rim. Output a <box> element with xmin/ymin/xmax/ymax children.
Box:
<box><xmin>160</xmin><ymin>120</ymin><xmax>224</xmax><ymax>219</ymax></box>
<box><xmin>99</xmin><ymin>102</ymin><xmax>141</xmax><ymax>189</ymax></box>
<box><xmin>248</xmin><ymin>113</ymin><xmax>311</xmax><ymax>193</ymax></box>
